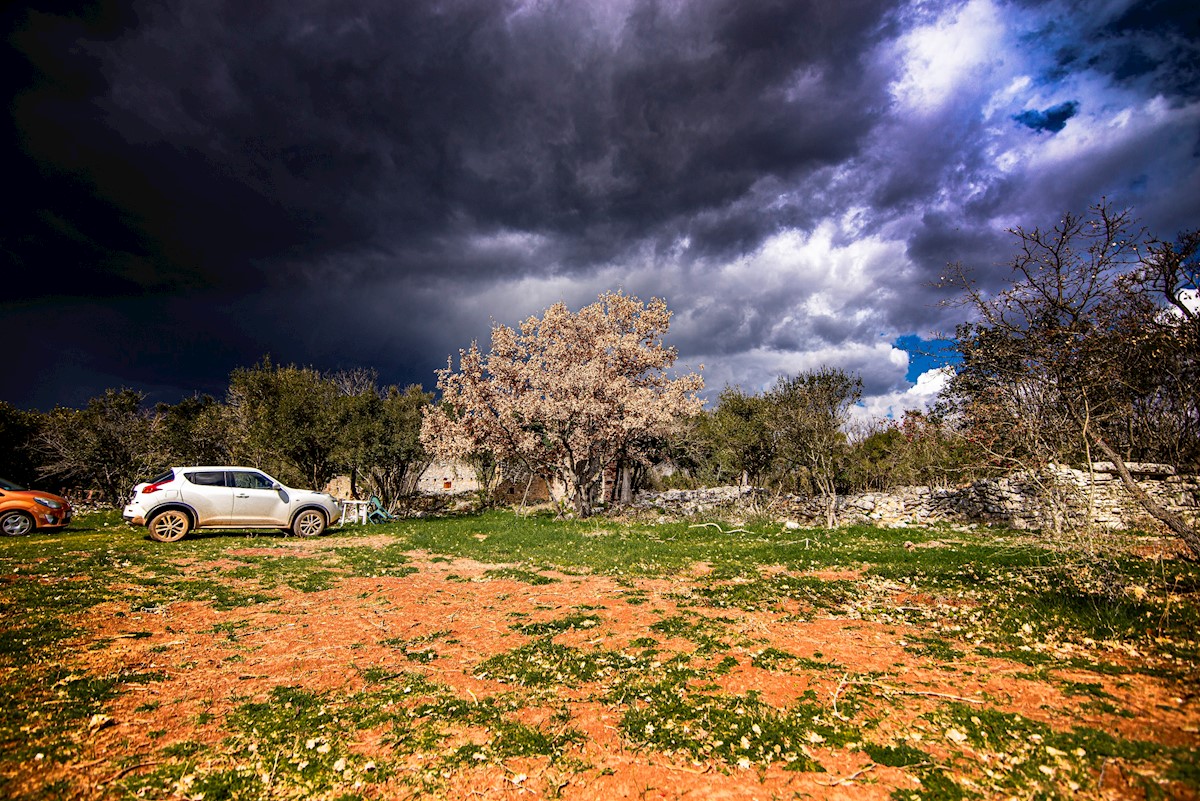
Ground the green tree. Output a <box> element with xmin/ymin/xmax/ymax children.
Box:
<box><xmin>698</xmin><ymin>387</ymin><xmax>774</xmax><ymax>487</ymax></box>
<box><xmin>225</xmin><ymin>358</ymin><xmax>344</xmax><ymax>489</ymax></box>
<box><xmin>153</xmin><ymin>394</ymin><xmax>230</xmax><ymax>468</ymax></box>
<box><xmin>0</xmin><ymin>401</ymin><xmax>42</xmax><ymax>486</ymax></box>
<box><xmin>844</xmin><ymin>422</ymin><xmax>905</xmax><ymax>492</ymax></box>
<box><xmin>362</xmin><ymin>384</ymin><xmax>434</xmax><ymax>508</ymax></box>
<box><xmin>35</xmin><ymin>389</ymin><xmax>155</xmax><ymax>504</ymax></box>
<box><xmin>329</xmin><ymin>369</ymin><xmax>433</xmax><ymax>507</ymax></box>
<box><xmin>768</xmin><ymin>367</ymin><xmax>862</xmax><ymax>527</ymax></box>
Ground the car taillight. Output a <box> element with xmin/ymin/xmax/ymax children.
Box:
<box><xmin>142</xmin><ymin>481</ymin><xmax>169</xmax><ymax>494</ymax></box>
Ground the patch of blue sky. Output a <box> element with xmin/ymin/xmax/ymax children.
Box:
<box><xmin>1012</xmin><ymin>100</ymin><xmax>1079</xmax><ymax>133</ymax></box>
<box><xmin>894</xmin><ymin>334</ymin><xmax>961</xmax><ymax>383</ymax></box>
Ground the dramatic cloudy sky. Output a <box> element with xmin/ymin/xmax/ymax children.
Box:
<box><xmin>4</xmin><ymin>0</ymin><xmax>1198</xmax><ymax>417</ymax></box>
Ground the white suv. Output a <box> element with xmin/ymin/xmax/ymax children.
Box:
<box><xmin>123</xmin><ymin>467</ymin><xmax>342</xmax><ymax>542</ymax></box>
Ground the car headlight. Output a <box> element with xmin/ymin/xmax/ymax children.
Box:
<box><xmin>35</xmin><ymin>497</ymin><xmax>62</xmax><ymax>509</ymax></box>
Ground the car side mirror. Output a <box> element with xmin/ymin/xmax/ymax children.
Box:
<box><xmin>272</xmin><ymin>483</ymin><xmax>283</xmax><ymax>491</ymax></box>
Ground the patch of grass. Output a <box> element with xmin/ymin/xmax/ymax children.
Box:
<box><xmin>890</xmin><ymin>767</ymin><xmax>966</xmax><ymax>801</ymax></box>
<box><xmin>333</xmin><ymin>544</ymin><xmax>419</xmax><ymax>578</ymax></box>
<box><xmin>1062</xmin><ymin>655</ymin><xmax>1134</xmax><ymax>676</ymax></box>
<box><xmin>903</xmin><ymin>635</ymin><xmax>965</xmax><ymax>660</ymax></box>
<box><xmin>1060</xmin><ymin>680</ymin><xmax>1114</xmax><ymax>699</ymax></box>
<box><xmin>0</xmin><ymin>666</ymin><xmax>121</xmax><ymax>765</ymax></box>
<box><xmin>685</xmin><ymin>575</ymin><xmax>857</xmax><ymax>612</ymax></box>
<box><xmin>649</xmin><ymin>614</ymin><xmax>730</xmax><ymax>653</ymax></box>
<box><xmin>160</xmin><ymin>740</ymin><xmax>207</xmax><ymax>758</ymax></box>
<box><xmin>622</xmin><ymin>690</ymin><xmax>859</xmax><ymax>771</ymax></box>
<box><xmin>129</xmin><ymin>579</ymin><xmax>277</xmax><ymax>611</ymax></box>
<box><xmin>975</xmin><ymin>645</ymin><xmax>1053</xmax><ymax>666</ymax></box>
<box><xmin>796</xmin><ymin>656</ymin><xmax>844</xmax><ymax>670</ymax></box>
<box><xmin>750</xmin><ymin>647</ymin><xmax>796</xmax><ymax>671</ymax></box>
<box><xmin>380</xmin><ymin>630</ymin><xmax>453</xmax><ymax>664</ymax></box>
<box><xmin>448</xmin><ymin>717</ymin><xmax>584</xmax><ymax>766</ymax></box>
<box><xmin>929</xmin><ymin>701</ymin><xmax>1183</xmax><ymax>797</ymax></box>
<box><xmin>474</xmin><ymin>638</ymin><xmax>633</xmax><ymax>687</ymax></box>
<box><xmin>1079</xmin><ymin>698</ymin><xmax>1132</xmax><ymax>716</ymax></box>
<box><xmin>516</xmin><ymin>612</ymin><xmax>602</xmax><ymax>636</ymax></box>
<box><xmin>128</xmin><ymin>685</ymin><xmax>384</xmax><ymax>799</ymax></box>
<box><xmin>483</xmin><ymin>566</ymin><xmax>558</xmax><ymax>584</ymax></box>
<box><xmin>220</xmin><ymin>555</ymin><xmax>342</xmax><ymax>593</ymax></box>
<box><xmin>620</xmin><ymin>588</ymin><xmax>650</xmax><ymax>605</ymax></box>
<box><xmin>862</xmin><ymin>741</ymin><xmax>932</xmax><ymax>768</ymax></box>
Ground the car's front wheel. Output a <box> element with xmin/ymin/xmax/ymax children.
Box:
<box><xmin>1</xmin><ymin>511</ymin><xmax>34</xmax><ymax>536</ymax></box>
<box><xmin>148</xmin><ymin>509</ymin><xmax>190</xmax><ymax>543</ymax></box>
<box><xmin>292</xmin><ymin>509</ymin><xmax>326</xmax><ymax>537</ymax></box>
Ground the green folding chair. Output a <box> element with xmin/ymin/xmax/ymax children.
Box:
<box><xmin>367</xmin><ymin>495</ymin><xmax>397</xmax><ymax>523</ymax></box>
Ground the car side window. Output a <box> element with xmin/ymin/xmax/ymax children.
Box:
<box><xmin>149</xmin><ymin>469</ymin><xmax>174</xmax><ymax>485</ymax></box>
<box><xmin>186</xmin><ymin>471</ymin><xmax>226</xmax><ymax>486</ymax></box>
<box><xmin>231</xmin><ymin>471</ymin><xmax>275</xmax><ymax>490</ymax></box>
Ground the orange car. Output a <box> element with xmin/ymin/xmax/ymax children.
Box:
<box><xmin>0</xmin><ymin>478</ymin><xmax>73</xmax><ymax>536</ymax></box>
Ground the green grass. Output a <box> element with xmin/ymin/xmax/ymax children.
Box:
<box><xmin>923</xmin><ymin>701</ymin><xmax>1194</xmax><ymax>799</ymax></box>
<box><xmin>621</xmin><ymin>691</ymin><xmax>854</xmax><ymax>772</ymax></box>
<box><xmin>474</xmin><ymin>638</ymin><xmax>632</xmax><ymax>687</ymax></box>
<box><xmin>483</xmin><ymin>566</ymin><xmax>559</xmax><ymax>584</ymax></box>
<box><xmin>516</xmin><ymin>611</ymin><xmax>603</xmax><ymax>636</ymax></box>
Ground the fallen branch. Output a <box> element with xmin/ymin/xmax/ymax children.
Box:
<box><xmin>854</xmin><ymin>679</ymin><xmax>983</xmax><ymax>704</ymax></box>
<box><xmin>816</xmin><ymin>763</ymin><xmax>876</xmax><ymax>786</ymax></box>
<box><xmin>831</xmin><ymin>672</ymin><xmax>851</xmax><ymax>720</ymax></box>
<box><xmin>101</xmin><ymin>760</ymin><xmax>161</xmax><ymax>784</ymax></box>
<box><xmin>687</xmin><ymin>523</ymin><xmax>751</xmax><ymax>535</ymax></box>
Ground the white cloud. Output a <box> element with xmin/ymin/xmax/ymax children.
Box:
<box><xmin>850</xmin><ymin>365</ymin><xmax>953</xmax><ymax>424</ymax></box>
<box><xmin>890</xmin><ymin>0</ymin><xmax>1005</xmax><ymax>112</ymax></box>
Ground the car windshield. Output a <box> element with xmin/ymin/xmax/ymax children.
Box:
<box><xmin>0</xmin><ymin>478</ymin><xmax>28</xmax><ymax>491</ymax></box>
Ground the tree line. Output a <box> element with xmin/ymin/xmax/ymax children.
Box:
<box><xmin>0</xmin><ymin>360</ymin><xmax>432</xmax><ymax>509</ymax></box>
<box><xmin>1</xmin><ymin>204</ymin><xmax>1195</xmax><ymax>552</ymax></box>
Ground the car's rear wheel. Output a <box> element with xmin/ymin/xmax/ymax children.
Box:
<box><xmin>292</xmin><ymin>509</ymin><xmax>326</xmax><ymax>537</ymax></box>
<box><xmin>1</xmin><ymin>511</ymin><xmax>34</xmax><ymax>536</ymax></box>
<box><xmin>148</xmin><ymin>509</ymin><xmax>190</xmax><ymax>542</ymax></box>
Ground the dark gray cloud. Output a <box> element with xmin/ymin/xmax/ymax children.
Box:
<box><xmin>3</xmin><ymin>0</ymin><xmax>1199</xmax><ymax>413</ymax></box>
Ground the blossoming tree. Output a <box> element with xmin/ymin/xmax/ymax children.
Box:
<box><xmin>420</xmin><ymin>291</ymin><xmax>704</xmax><ymax>516</ymax></box>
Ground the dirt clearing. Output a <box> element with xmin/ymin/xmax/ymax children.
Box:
<box><xmin>15</xmin><ymin>539</ymin><xmax>1194</xmax><ymax>801</ymax></box>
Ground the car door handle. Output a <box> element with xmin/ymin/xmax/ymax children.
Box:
<box><xmin>235</xmin><ymin>493</ymin><xmax>251</xmax><ymax>498</ymax></box>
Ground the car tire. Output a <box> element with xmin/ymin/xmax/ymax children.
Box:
<box><xmin>292</xmin><ymin>509</ymin><xmax>326</xmax><ymax>537</ymax></box>
<box><xmin>148</xmin><ymin>509</ymin><xmax>190</xmax><ymax>543</ymax></box>
<box><xmin>1</xmin><ymin>511</ymin><xmax>35</xmax><ymax>536</ymax></box>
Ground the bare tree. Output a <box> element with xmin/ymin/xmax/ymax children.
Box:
<box><xmin>421</xmin><ymin>291</ymin><xmax>704</xmax><ymax>517</ymax></box>
<box><xmin>944</xmin><ymin>202</ymin><xmax>1199</xmax><ymax>556</ymax></box>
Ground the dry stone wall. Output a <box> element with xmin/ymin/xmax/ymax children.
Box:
<box><xmin>634</xmin><ymin>464</ymin><xmax>1199</xmax><ymax>532</ymax></box>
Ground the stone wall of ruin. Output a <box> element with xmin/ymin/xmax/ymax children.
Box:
<box><xmin>634</xmin><ymin>464</ymin><xmax>1200</xmax><ymax>532</ymax></box>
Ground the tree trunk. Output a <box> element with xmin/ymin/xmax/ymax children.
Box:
<box><xmin>1091</xmin><ymin>435</ymin><xmax>1200</xmax><ymax>559</ymax></box>
<box><xmin>619</xmin><ymin>462</ymin><xmax>633</xmax><ymax>505</ymax></box>
<box><xmin>569</xmin><ymin>462</ymin><xmax>594</xmax><ymax>518</ymax></box>
<box><xmin>573</xmin><ymin>482</ymin><xmax>592</xmax><ymax>518</ymax></box>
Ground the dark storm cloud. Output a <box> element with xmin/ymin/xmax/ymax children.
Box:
<box><xmin>8</xmin><ymin>0</ymin><xmax>893</xmax><ymax>299</ymax></box>
<box><xmin>4</xmin><ymin>0</ymin><xmax>1200</xmax><ymax>414</ymax></box>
